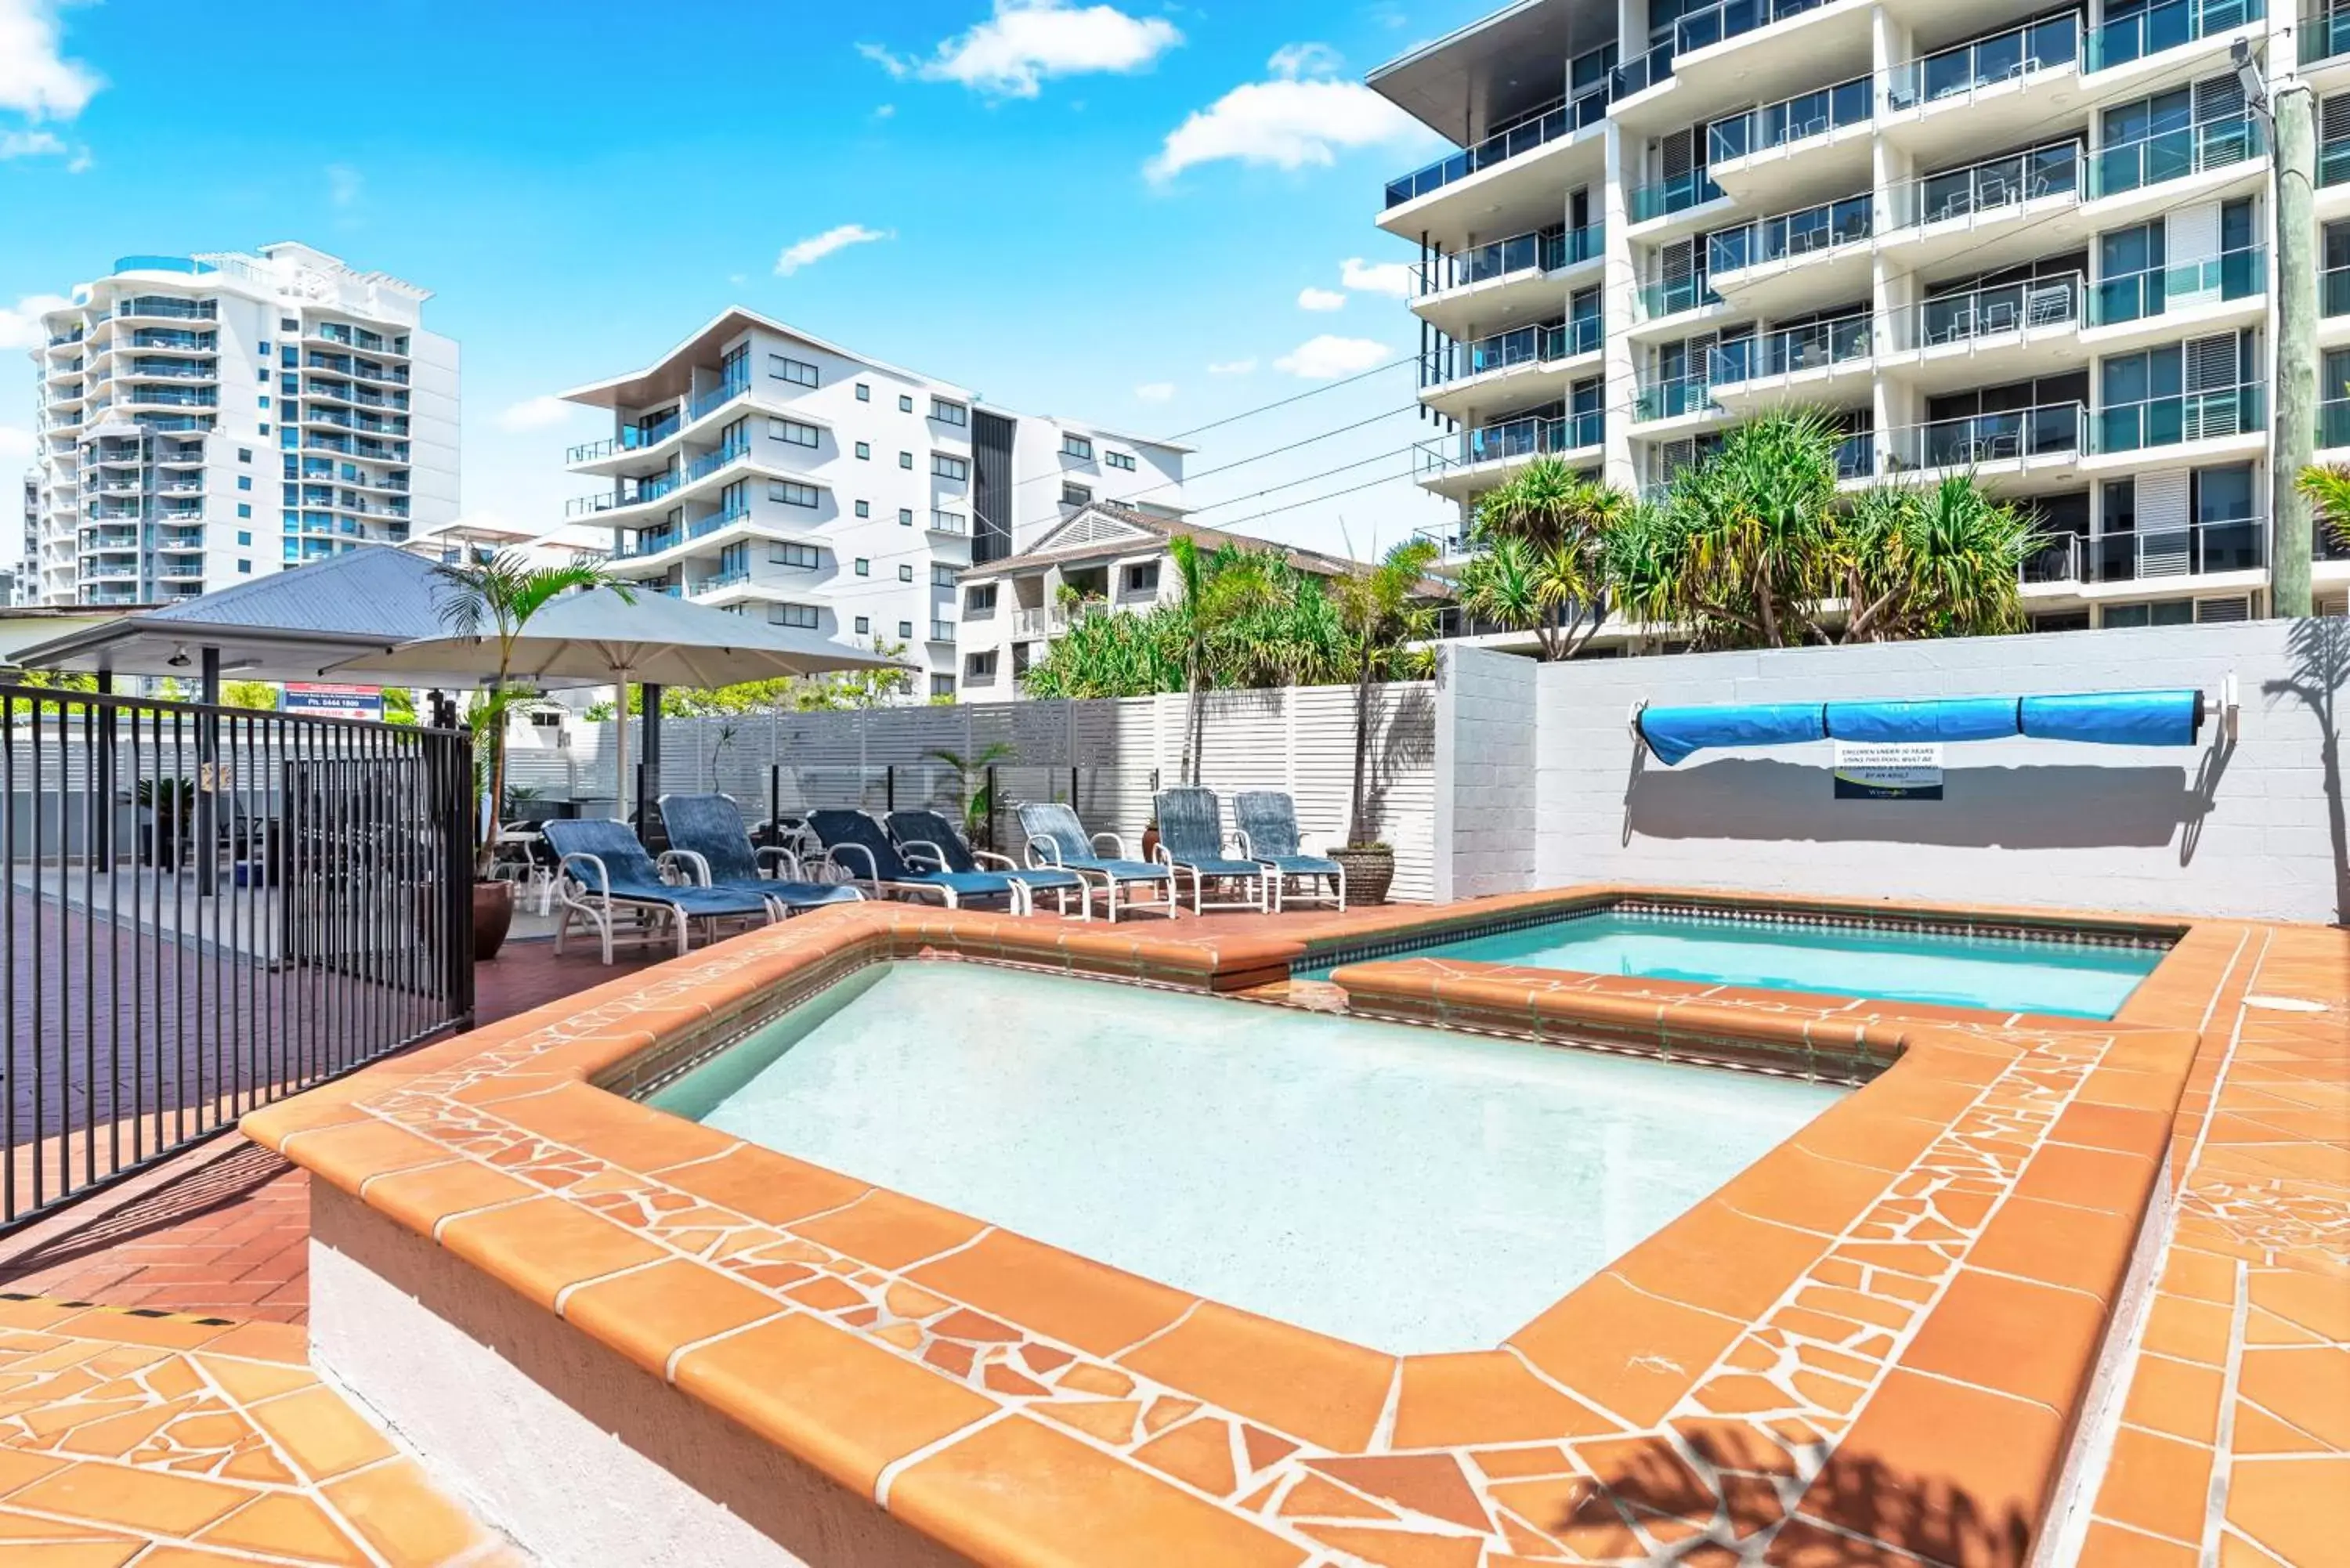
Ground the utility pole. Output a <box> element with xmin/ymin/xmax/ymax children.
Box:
<box><xmin>2243</xmin><ymin>39</ymin><xmax>2316</xmax><ymax>616</ymax></box>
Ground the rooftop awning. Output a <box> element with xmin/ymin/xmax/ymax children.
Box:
<box><xmin>1635</xmin><ymin>689</ymin><xmax>2205</xmax><ymax>767</ymax></box>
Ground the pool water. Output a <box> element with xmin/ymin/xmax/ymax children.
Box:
<box><xmin>1302</xmin><ymin>910</ymin><xmax>2164</xmax><ymax>1020</ymax></box>
<box><xmin>648</xmin><ymin>962</ymin><xmax>1844</xmax><ymax>1353</ymax></box>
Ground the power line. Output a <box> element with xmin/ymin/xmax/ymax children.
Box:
<box><xmin>1157</xmin><ymin>356</ymin><xmax>1415</xmax><ymax>440</ymax></box>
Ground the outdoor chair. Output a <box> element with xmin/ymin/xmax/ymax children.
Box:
<box><xmin>884</xmin><ymin>808</ymin><xmax>1085</xmax><ymax>917</ymax></box>
<box><xmin>1152</xmin><ymin>787</ymin><xmax>1271</xmax><ymax>915</ymax></box>
<box><xmin>658</xmin><ymin>793</ymin><xmax>865</xmax><ymax>918</ymax></box>
<box><xmin>1015</xmin><ymin>801</ymin><xmax>1177</xmax><ymax>923</ymax></box>
<box><xmin>1231</xmin><ymin>791</ymin><xmax>1347</xmax><ymax>913</ymax></box>
<box><xmin>540</xmin><ymin>818</ymin><xmax>776</xmax><ymax>964</ymax></box>
<box><xmin>805</xmin><ymin>809</ymin><xmax>1032</xmax><ymax>914</ymax></box>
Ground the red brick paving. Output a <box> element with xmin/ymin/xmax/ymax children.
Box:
<box><xmin>0</xmin><ymin>935</ymin><xmax>663</xmax><ymax>1321</ymax></box>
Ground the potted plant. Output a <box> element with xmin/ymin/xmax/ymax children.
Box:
<box><xmin>1329</xmin><ymin>537</ymin><xmax>1441</xmax><ymax>905</ymax></box>
<box><xmin>136</xmin><ymin>776</ymin><xmax>195</xmax><ymax>870</ymax></box>
<box><xmin>434</xmin><ymin>551</ymin><xmax>632</xmax><ymax>959</ymax></box>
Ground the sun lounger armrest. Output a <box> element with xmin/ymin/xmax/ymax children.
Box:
<box><xmin>825</xmin><ymin>843</ymin><xmax>878</xmax><ymax>882</ymax></box>
<box><xmin>899</xmin><ymin>840</ymin><xmax>949</xmax><ymax>873</ymax></box>
<box><xmin>754</xmin><ymin>845</ymin><xmax>804</xmax><ymax>880</ymax></box>
<box><xmin>970</xmin><ymin>848</ymin><xmax>1020</xmax><ymax>872</ymax></box>
<box><xmin>658</xmin><ymin>849</ymin><xmax>709</xmax><ymax>887</ymax></box>
<box><xmin>1230</xmin><ymin>828</ymin><xmax>1253</xmax><ymax>856</ymax></box>
<box><xmin>1025</xmin><ymin>834</ymin><xmax>1064</xmax><ymax>868</ymax></box>
<box><xmin>1091</xmin><ymin>831</ymin><xmax>1130</xmax><ymax>858</ymax></box>
<box><xmin>558</xmin><ymin>851</ymin><xmax>611</xmax><ymax>897</ymax></box>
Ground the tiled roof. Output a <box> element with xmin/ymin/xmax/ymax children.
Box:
<box><xmin>960</xmin><ymin>504</ymin><xmax>1379</xmax><ymax>583</ymax></box>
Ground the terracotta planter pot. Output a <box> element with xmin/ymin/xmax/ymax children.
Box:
<box><xmin>1332</xmin><ymin>846</ymin><xmax>1394</xmax><ymax>906</ymax></box>
<box><xmin>472</xmin><ymin>880</ymin><xmax>515</xmax><ymax>962</ymax></box>
<box><xmin>1141</xmin><ymin>826</ymin><xmax>1160</xmax><ymax>862</ymax></box>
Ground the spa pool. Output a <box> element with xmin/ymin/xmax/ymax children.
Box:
<box><xmin>647</xmin><ymin>961</ymin><xmax>1843</xmax><ymax>1353</ymax></box>
<box><xmin>1300</xmin><ymin>906</ymin><xmax>2167</xmax><ymax>1019</ymax></box>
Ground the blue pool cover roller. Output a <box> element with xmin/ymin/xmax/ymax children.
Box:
<box><xmin>1636</xmin><ymin>688</ymin><xmax>2202</xmax><ymax>765</ymax></box>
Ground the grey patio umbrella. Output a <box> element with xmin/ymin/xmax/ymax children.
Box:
<box><xmin>327</xmin><ymin>587</ymin><xmax>907</xmax><ymax>824</ymax></box>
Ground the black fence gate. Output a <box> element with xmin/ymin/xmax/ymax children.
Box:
<box><xmin>0</xmin><ymin>685</ymin><xmax>475</xmax><ymax>1229</ymax></box>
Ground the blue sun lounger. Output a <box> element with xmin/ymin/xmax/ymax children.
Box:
<box><xmin>885</xmin><ymin>808</ymin><xmax>1085</xmax><ymax>917</ymax></box>
<box><xmin>540</xmin><ymin>817</ymin><xmax>776</xmax><ymax>963</ymax></box>
<box><xmin>658</xmin><ymin>793</ymin><xmax>866</xmax><ymax>917</ymax></box>
<box><xmin>806</xmin><ymin>809</ymin><xmax>1032</xmax><ymax>913</ymax></box>
<box><xmin>1231</xmin><ymin>791</ymin><xmax>1346</xmax><ymax>912</ymax></box>
<box><xmin>1015</xmin><ymin>802</ymin><xmax>1176</xmax><ymax>923</ymax></box>
<box><xmin>1152</xmin><ymin>787</ymin><xmax>1271</xmax><ymax>915</ymax></box>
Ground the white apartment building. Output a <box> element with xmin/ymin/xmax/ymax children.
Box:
<box><xmin>557</xmin><ymin>309</ymin><xmax>1188</xmax><ymax>699</ymax></box>
<box><xmin>1373</xmin><ymin>0</ymin><xmax>2350</xmax><ymax>640</ymax></box>
<box><xmin>27</xmin><ymin>243</ymin><xmax>460</xmax><ymax>608</ymax></box>
<box><xmin>953</xmin><ymin>502</ymin><xmax>1376</xmax><ymax>698</ymax></box>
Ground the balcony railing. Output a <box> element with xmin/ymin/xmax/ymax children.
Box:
<box><xmin>1383</xmin><ymin>78</ymin><xmax>1612</xmax><ymax>208</ymax></box>
<box><xmin>2087</xmin><ymin>244</ymin><xmax>2265</xmax><ymax>324</ymax></box>
<box><xmin>1887</xmin><ymin>141</ymin><xmax>2080</xmax><ymax>229</ymax></box>
<box><xmin>1835</xmin><ymin>430</ymin><xmax>1875</xmax><ymax>480</ymax></box>
<box><xmin>2325</xmin><ymin>396</ymin><xmax>2350</xmax><ymax>447</ymax></box>
<box><xmin>1708</xmin><ymin>192</ymin><xmax>1872</xmax><ymax>275</ymax></box>
<box><xmin>2089</xmin><ymin>117</ymin><xmax>2265</xmax><ymax>197</ymax></box>
<box><xmin>2324</xmin><ymin>136</ymin><xmax>2350</xmax><ymax>186</ymax></box>
<box><xmin>568</xmin><ymin>412</ymin><xmax>685</xmax><ymax>465</ymax></box>
<box><xmin>687</xmin><ymin>375</ymin><xmax>750</xmax><ymax>423</ymax></box>
<box><xmin>1738</xmin><ymin>310</ymin><xmax>1874</xmax><ymax>380</ymax></box>
<box><xmin>1911</xmin><ymin>273</ymin><xmax>2084</xmax><ymax>348</ymax></box>
<box><xmin>698</xmin><ymin>569</ymin><xmax>750</xmax><ymax>594</ymax></box>
<box><xmin>118</xmin><ymin>298</ymin><xmax>215</xmax><ymax>321</ymax></box>
<box><xmin>682</xmin><ymin>441</ymin><xmax>749</xmax><ymax>484</ymax></box>
<box><xmin>2303</xmin><ymin>3</ymin><xmax>2350</xmax><ymax>60</ymax></box>
<box><xmin>1630</xmin><ymin>168</ymin><xmax>1726</xmax><ymax>223</ymax></box>
<box><xmin>1012</xmin><ymin>606</ymin><xmax>1068</xmax><ymax>637</ymax></box>
<box><xmin>2095</xmin><ymin>382</ymin><xmax>2264</xmax><ymax>451</ymax></box>
<box><xmin>1708</xmin><ymin>74</ymin><xmax>1871</xmax><ymax>165</ymax></box>
<box><xmin>1429</xmin><ymin>410</ymin><xmax>1607</xmax><ymax>469</ymax></box>
<box><xmin>1415</xmin><ymin>226</ymin><xmax>1601</xmax><ymax>294</ymax></box>
<box><xmin>1423</xmin><ymin>318</ymin><xmax>1600</xmax><ymax>386</ymax></box>
<box><xmin>1888</xmin><ymin>14</ymin><xmax>2081</xmax><ymax>110</ymax></box>
<box><xmin>1635</xmin><ymin>374</ymin><xmax>1722</xmax><ymax>421</ymax></box>
<box><xmin>2088</xmin><ymin>516</ymin><xmax>2265</xmax><ymax>580</ymax></box>
<box><xmin>124</xmin><ymin>387</ymin><xmax>218</xmax><ymax>408</ymax></box>
<box><xmin>1884</xmin><ymin>401</ymin><xmax>2087</xmax><ymax>472</ymax></box>
<box><xmin>2086</xmin><ymin>0</ymin><xmax>2261</xmax><ymax>70</ymax></box>
<box><xmin>930</xmin><ymin>620</ymin><xmax>956</xmax><ymax>643</ymax></box>
<box><xmin>1660</xmin><ymin>0</ymin><xmax>1829</xmax><ymax>63</ymax></box>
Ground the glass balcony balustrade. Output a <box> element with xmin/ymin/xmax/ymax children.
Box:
<box><xmin>1630</xmin><ymin>168</ymin><xmax>1726</xmax><ymax>223</ymax></box>
<box><xmin>2324</xmin><ymin>396</ymin><xmax>2350</xmax><ymax>447</ymax></box>
<box><xmin>2323</xmin><ymin>136</ymin><xmax>2350</xmax><ymax>187</ymax></box>
<box><xmin>1708</xmin><ymin>74</ymin><xmax>1871</xmax><ymax>165</ymax></box>
<box><xmin>1707</xmin><ymin>192</ymin><xmax>1871</xmax><ymax>274</ymax></box>
<box><xmin>1886</xmin><ymin>14</ymin><xmax>2080</xmax><ymax>110</ymax></box>
<box><xmin>2089</xmin><ymin>117</ymin><xmax>2264</xmax><ymax>197</ymax></box>
<box><xmin>1737</xmin><ymin>310</ymin><xmax>1874</xmax><ymax>379</ymax></box>
<box><xmin>687</xmin><ymin>376</ymin><xmax>751</xmax><ymax>423</ymax></box>
<box><xmin>2086</xmin><ymin>0</ymin><xmax>2261</xmax><ymax>70</ymax></box>
<box><xmin>1429</xmin><ymin>410</ymin><xmax>1607</xmax><ymax>469</ymax></box>
<box><xmin>1913</xmin><ymin>274</ymin><xmax>2084</xmax><ymax>348</ymax></box>
<box><xmin>1384</xmin><ymin>80</ymin><xmax>1613</xmax><ymax>208</ymax></box>
<box><xmin>1635</xmin><ymin>373</ymin><xmax>1722</xmax><ymax>421</ymax></box>
<box><xmin>1885</xmin><ymin>401</ymin><xmax>2088</xmax><ymax>471</ymax></box>
<box><xmin>1886</xmin><ymin>142</ymin><xmax>2080</xmax><ymax>228</ymax></box>
<box><xmin>1422</xmin><ymin>318</ymin><xmax>1601</xmax><ymax>386</ymax></box>
<box><xmin>2095</xmin><ymin>383</ymin><xmax>2264</xmax><ymax>451</ymax></box>
<box><xmin>2088</xmin><ymin>245</ymin><xmax>2264</xmax><ymax>324</ymax></box>
<box><xmin>1414</xmin><ymin>226</ymin><xmax>1602</xmax><ymax>294</ymax></box>
<box><xmin>2088</xmin><ymin>516</ymin><xmax>2265</xmax><ymax>579</ymax></box>
<box><xmin>2303</xmin><ymin>3</ymin><xmax>2350</xmax><ymax>60</ymax></box>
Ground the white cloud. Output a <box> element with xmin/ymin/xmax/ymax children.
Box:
<box><xmin>873</xmin><ymin>103</ymin><xmax>896</xmax><ymax>119</ymax></box>
<box><xmin>0</xmin><ymin>128</ymin><xmax>62</xmax><ymax>159</ymax></box>
<box><xmin>494</xmin><ymin>396</ymin><xmax>577</xmax><ymax>433</ymax></box>
<box><xmin>1340</xmin><ymin>257</ymin><xmax>1412</xmax><ymax>298</ymax></box>
<box><xmin>1296</xmin><ymin>287</ymin><xmax>1347</xmax><ymax>313</ymax></box>
<box><xmin>1206</xmin><ymin>358</ymin><xmax>1256</xmax><ymax>375</ymax></box>
<box><xmin>0</xmin><ymin>0</ymin><xmax>100</xmax><ymax>121</ymax></box>
<box><xmin>327</xmin><ymin>163</ymin><xmax>363</xmax><ymax>208</ymax></box>
<box><xmin>0</xmin><ymin>292</ymin><xmax>70</xmax><ymax>350</ymax></box>
<box><xmin>1274</xmin><ymin>334</ymin><xmax>1390</xmax><ymax>379</ymax></box>
<box><xmin>1133</xmin><ymin>381</ymin><xmax>1175</xmax><ymax>403</ymax></box>
<box><xmin>776</xmin><ymin>222</ymin><xmax>893</xmax><ymax>276</ymax></box>
<box><xmin>861</xmin><ymin>2</ymin><xmax>1180</xmax><ymax>99</ymax></box>
<box><xmin>0</xmin><ymin>426</ymin><xmax>32</xmax><ymax>466</ymax></box>
<box><xmin>1147</xmin><ymin>43</ymin><xmax>1431</xmax><ymax>183</ymax></box>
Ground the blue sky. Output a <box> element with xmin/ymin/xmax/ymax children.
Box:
<box><xmin>2</xmin><ymin>0</ymin><xmax>1505</xmax><ymax>563</ymax></box>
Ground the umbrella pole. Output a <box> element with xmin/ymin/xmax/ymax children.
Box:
<box><xmin>612</xmin><ymin>672</ymin><xmax>630</xmax><ymax>826</ymax></box>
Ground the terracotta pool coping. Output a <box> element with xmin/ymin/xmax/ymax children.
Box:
<box><xmin>243</xmin><ymin>889</ymin><xmax>2261</xmax><ymax>1567</ymax></box>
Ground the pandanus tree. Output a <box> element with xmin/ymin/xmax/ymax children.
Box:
<box><xmin>432</xmin><ymin>551</ymin><xmax>632</xmax><ymax>875</ymax></box>
<box><xmin>2294</xmin><ymin>464</ymin><xmax>2350</xmax><ymax>559</ymax></box>
<box><xmin>1330</xmin><ymin>537</ymin><xmax>1441</xmax><ymax>847</ymax></box>
<box><xmin>1166</xmin><ymin>535</ymin><xmax>1289</xmax><ymax>782</ymax></box>
<box><xmin>1452</xmin><ymin>457</ymin><xmax>1632</xmax><ymax>659</ymax></box>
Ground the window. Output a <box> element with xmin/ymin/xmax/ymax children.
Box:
<box><xmin>237</xmin><ymin>503</ymin><xmax>251</xmax><ymax>518</ymax></box>
<box><xmin>966</xmin><ymin>650</ymin><xmax>998</xmax><ymax>679</ymax></box>
<box><xmin>855</xmin><ymin>442</ymin><xmax>870</xmax><ymax>461</ymax></box>
<box><xmin>1061</xmin><ymin>435</ymin><xmax>1094</xmax><ymax>461</ymax></box>
<box><xmin>855</xmin><ymin>558</ymin><xmax>871</xmax><ymax>576</ymax></box>
<box><xmin>931</xmin><ymin>398</ymin><xmax>967</xmax><ymax>426</ymax></box>
<box><xmin>855</xmin><ymin>616</ymin><xmax>871</xmax><ymax>634</ymax></box>
<box><xmin>2102</xmin><ymin>600</ymin><xmax>2195</xmax><ymax>628</ymax></box>
<box><xmin>770</xmin><ymin>418</ymin><xmax>819</xmax><ymax>448</ymax></box>
<box><xmin>855</xmin><ymin>383</ymin><xmax>871</xmax><ymax>401</ymax></box>
<box><xmin>258</xmin><ymin>396</ymin><xmax>270</xmax><ymax>409</ymax></box>
<box><xmin>931</xmin><ymin>453</ymin><xmax>969</xmax><ymax>481</ymax></box>
<box><xmin>236</xmin><ymin>476</ymin><xmax>251</xmax><ymax>491</ymax></box>
<box><xmin>898</xmin><ymin>620</ymin><xmax>913</xmax><ymax>638</ymax></box>
<box><xmin>931</xmin><ymin>674</ymin><xmax>956</xmax><ymax>699</ymax></box>
<box><xmin>769</xmin><ymin>480</ymin><xmax>820</xmax><ymax>508</ymax></box>
<box><xmin>1122</xmin><ymin>561</ymin><xmax>1160</xmax><ymax>594</ymax></box>
<box><xmin>258</xmin><ymin>367</ymin><xmax>270</xmax><ymax>382</ymax></box>
<box><xmin>280</xmin><ymin>374</ymin><xmax>298</xmax><ymax>395</ymax></box>
<box><xmin>280</xmin><ymin>348</ymin><xmax>296</xmax><ymax>368</ymax></box>
<box><xmin>931</xmin><ymin>563</ymin><xmax>956</xmax><ymax>587</ymax></box>
<box><xmin>898</xmin><ymin>564</ymin><xmax>914</xmax><ymax>582</ymax></box>
<box><xmin>771</xmin><ymin>355</ymin><xmax>819</xmax><ymax>387</ymax></box>
<box><xmin>1061</xmin><ymin>482</ymin><xmax>1092</xmax><ymax>506</ymax></box>
<box><xmin>931</xmin><ymin>510</ymin><xmax>966</xmax><ymax>533</ymax></box>
<box><xmin>237</xmin><ymin>530</ymin><xmax>251</xmax><ymax>546</ymax></box>
<box><xmin>770</xmin><ymin>602</ymin><xmax>820</xmax><ymax>629</ymax></box>
<box><xmin>280</xmin><ymin>317</ymin><xmax>297</xmax><ymax>331</ymax></box>
<box><xmin>237</xmin><ymin>560</ymin><xmax>251</xmax><ymax>574</ymax></box>
<box><xmin>967</xmin><ymin>583</ymin><xmax>997</xmax><ymax>612</ymax></box>
<box><xmin>238</xmin><ymin>448</ymin><xmax>251</xmax><ymax>463</ymax></box>
<box><xmin>898</xmin><ymin>394</ymin><xmax>914</xmax><ymax>413</ymax></box>
<box><xmin>855</xmin><ymin>500</ymin><xmax>870</xmax><ymax>518</ymax></box>
<box><xmin>898</xmin><ymin>508</ymin><xmax>914</xmax><ymax>526</ymax></box>
<box><xmin>771</xmin><ymin>541</ymin><xmax>819</xmax><ymax>568</ymax></box>
<box><xmin>1105</xmin><ymin>450</ymin><xmax>1136</xmax><ymax>471</ymax></box>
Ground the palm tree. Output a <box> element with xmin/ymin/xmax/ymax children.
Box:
<box><xmin>1452</xmin><ymin>458</ymin><xmax>1629</xmax><ymax>659</ymax></box>
<box><xmin>1330</xmin><ymin>537</ymin><xmax>1441</xmax><ymax>847</ymax></box>
<box><xmin>1167</xmin><ymin>535</ymin><xmax>1286</xmax><ymax>782</ymax></box>
<box><xmin>432</xmin><ymin>551</ymin><xmax>631</xmax><ymax>874</ymax></box>
<box><xmin>2295</xmin><ymin>464</ymin><xmax>2350</xmax><ymax>558</ymax></box>
<box><xmin>1838</xmin><ymin>474</ymin><xmax>2036</xmax><ymax>641</ymax></box>
<box><xmin>925</xmin><ymin>742</ymin><xmax>1016</xmax><ymax>847</ymax></box>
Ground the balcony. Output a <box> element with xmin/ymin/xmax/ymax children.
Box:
<box><xmin>2088</xmin><ymin>117</ymin><xmax>2265</xmax><ymax>201</ymax></box>
<box><xmin>124</xmin><ymin>386</ymin><xmax>219</xmax><ymax>409</ymax></box>
<box><xmin>2086</xmin><ymin>245</ymin><xmax>2265</xmax><ymax>329</ymax></box>
<box><xmin>118</xmin><ymin>298</ymin><xmax>215</xmax><ymax>321</ymax></box>
<box><xmin>1888</xmin><ymin>15</ymin><xmax>2081</xmax><ymax>118</ymax></box>
<box><xmin>568</xmin><ymin>411</ymin><xmax>685</xmax><ymax>467</ymax></box>
<box><xmin>1705</xmin><ymin>192</ymin><xmax>1872</xmax><ymax>310</ymax></box>
<box><xmin>1011</xmin><ymin>605</ymin><xmax>1068</xmax><ymax>637</ymax></box>
<box><xmin>1415</xmin><ymin>226</ymin><xmax>1601</xmax><ymax>297</ymax></box>
<box><xmin>2325</xmin><ymin>135</ymin><xmax>2350</xmax><ymax>186</ymax></box>
<box><xmin>1422</xmin><ymin>318</ymin><xmax>1601</xmax><ymax>406</ymax></box>
<box><xmin>1705</xmin><ymin>73</ymin><xmax>1873</xmax><ymax>206</ymax></box>
<box><xmin>2304</xmin><ymin>4</ymin><xmax>2350</xmax><ymax>61</ymax></box>
<box><xmin>1634</xmin><ymin>373</ymin><xmax>1723</xmax><ymax>422</ymax></box>
<box><xmin>687</xmin><ymin>376</ymin><xmax>750</xmax><ymax>424</ymax></box>
<box><xmin>1382</xmin><ymin>80</ymin><xmax>1611</xmax><ymax>210</ymax></box>
<box><xmin>2324</xmin><ymin>396</ymin><xmax>2350</xmax><ymax>448</ymax></box>
<box><xmin>316</xmin><ymin>323</ymin><xmax>388</xmax><ymax>352</ymax></box>
<box><xmin>1885</xmin><ymin>142</ymin><xmax>2081</xmax><ymax>252</ymax></box>
<box><xmin>682</xmin><ymin>442</ymin><xmax>749</xmax><ymax>485</ymax></box>
<box><xmin>1714</xmin><ymin>310</ymin><xmax>1875</xmax><ymax>405</ymax></box>
<box><xmin>1629</xmin><ymin>168</ymin><xmax>1727</xmax><ymax>226</ymax></box>
<box><xmin>930</xmin><ymin>620</ymin><xmax>956</xmax><ymax>644</ymax></box>
<box><xmin>1884</xmin><ymin>401</ymin><xmax>2087</xmax><ymax>475</ymax></box>
<box><xmin>2092</xmin><ymin>383</ymin><xmax>2264</xmax><ymax>454</ymax></box>
<box><xmin>1415</xmin><ymin>410</ymin><xmax>1605</xmax><ymax>497</ymax></box>
<box><xmin>2088</xmin><ymin>516</ymin><xmax>2266</xmax><ymax>580</ymax></box>
<box><xmin>2084</xmin><ymin>0</ymin><xmax>2262</xmax><ymax>71</ymax></box>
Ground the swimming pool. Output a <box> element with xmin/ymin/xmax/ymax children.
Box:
<box><xmin>648</xmin><ymin>961</ymin><xmax>1844</xmax><ymax>1353</ymax></box>
<box><xmin>1300</xmin><ymin>905</ymin><xmax>2166</xmax><ymax>1019</ymax></box>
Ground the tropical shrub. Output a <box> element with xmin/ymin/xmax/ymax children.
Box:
<box><xmin>1451</xmin><ymin>457</ymin><xmax>1631</xmax><ymax>659</ymax></box>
